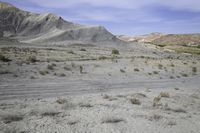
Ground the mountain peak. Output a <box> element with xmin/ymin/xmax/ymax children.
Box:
<box><xmin>0</xmin><ymin>1</ymin><xmax>16</xmax><ymax>9</ymax></box>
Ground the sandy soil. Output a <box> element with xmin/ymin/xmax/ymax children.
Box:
<box><xmin>0</xmin><ymin>40</ymin><xmax>200</xmax><ymax>133</ymax></box>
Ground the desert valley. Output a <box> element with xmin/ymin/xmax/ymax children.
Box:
<box><xmin>0</xmin><ymin>1</ymin><xmax>200</xmax><ymax>133</ymax></box>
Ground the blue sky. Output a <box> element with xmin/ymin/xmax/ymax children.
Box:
<box><xmin>2</xmin><ymin>0</ymin><xmax>200</xmax><ymax>35</ymax></box>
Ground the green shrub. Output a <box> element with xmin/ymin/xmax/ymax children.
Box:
<box><xmin>112</xmin><ymin>49</ymin><xmax>119</xmax><ymax>55</ymax></box>
<box><xmin>0</xmin><ymin>54</ymin><xmax>11</xmax><ymax>62</ymax></box>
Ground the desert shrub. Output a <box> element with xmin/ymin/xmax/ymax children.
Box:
<box><xmin>102</xmin><ymin>94</ymin><xmax>110</xmax><ymax>99</ymax></box>
<box><xmin>67</xmin><ymin>120</ymin><xmax>78</xmax><ymax>125</ymax></box>
<box><xmin>171</xmin><ymin>63</ymin><xmax>175</xmax><ymax>67</ymax></box>
<box><xmin>80</xmin><ymin>65</ymin><xmax>83</xmax><ymax>74</ymax></box>
<box><xmin>120</xmin><ymin>69</ymin><xmax>125</xmax><ymax>73</ymax></box>
<box><xmin>41</xmin><ymin>111</ymin><xmax>60</xmax><ymax>117</ymax></box>
<box><xmin>181</xmin><ymin>73</ymin><xmax>188</xmax><ymax>77</ymax></box>
<box><xmin>59</xmin><ymin>73</ymin><xmax>66</xmax><ymax>77</ymax></box>
<box><xmin>0</xmin><ymin>54</ymin><xmax>11</xmax><ymax>62</ymax></box>
<box><xmin>192</xmin><ymin>67</ymin><xmax>197</xmax><ymax>74</ymax></box>
<box><xmin>174</xmin><ymin>88</ymin><xmax>179</xmax><ymax>90</ymax></box>
<box><xmin>159</xmin><ymin>92</ymin><xmax>170</xmax><ymax>98</ymax></box>
<box><xmin>98</xmin><ymin>56</ymin><xmax>109</xmax><ymax>60</ymax></box>
<box><xmin>148</xmin><ymin>73</ymin><xmax>152</xmax><ymax>75</ymax></box>
<box><xmin>171</xmin><ymin>108</ymin><xmax>187</xmax><ymax>113</ymax></box>
<box><xmin>112</xmin><ymin>49</ymin><xmax>120</xmax><ymax>55</ymax></box>
<box><xmin>149</xmin><ymin>114</ymin><xmax>163</xmax><ymax>121</ymax></box>
<box><xmin>158</xmin><ymin>64</ymin><xmax>163</xmax><ymax>69</ymax></box>
<box><xmin>167</xmin><ymin>121</ymin><xmax>177</xmax><ymax>126</ymax></box>
<box><xmin>102</xmin><ymin>116</ymin><xmax>124</xmax><ymax>123</ymax></box>
<box><xmin>68</xmin><ymin>50</ymin><xmax>75</xmax><ymax>54</ymax></box>
<box><xmin>71</xmin><ymin>62</ymin><xmax>75</xmax><ymax>67</ymax></box>
<box><xmin>134</xmin><ymin>68</ymin><xmax>140</xmax><ymax>72</ymax></box>
<box><xmin>39</xmin><ymin>70</ymin><xmax>49</xmax><ymax>75</ymax></box>
<box><xmin>47</xmin><ymin>64</ymin><xmax>54</xmax><ymax>70</ymax></box>
<box><xmin>79</xmin><ymin>103</ymin><xmax>93</xmax><ymax>108</ymax></box>
<box><xmin>153</xmin><ymin>71</ymin><xmax>159</xmax><ymax>74</ymax></box>
<box><xmin>0</xmin><ymin>70</ymin><xmax>12</xmax><ymax>74</ymax></box>
<box><xmin>130</xmin><ymin>98</ymin><xmax>141</xmax><ymax>105</ymax></box>
<box><xmin>64</xmin><ymin>66</ymin><xmax>71</xmax><ymax>71</ymax></box>
<box><xmin>102</xmin><ymin>94</ymin><xmax>117</xmax><ymax>101</ymax></box>
<box><xmin>80</xmin><ymin>48</ymin><xmax>86</xmax><ymax>51</ymax></box>
<box><xmin>56</xmin><ymin>98</ymin><xmax>68</xmax><ymax>104</ymax></box>
<box><xmin>131</xmin><ymin>93</ymin><xmax>146</xmax><ymax>98</ymax></box>
<box><xmin>153</xmin><ymin>96</ymin><xmax>161</xmax><ymax>107</ymax></box>
<box><xmin>1</xmin><ymin>114</ymin><xmax>23</xmax><ymax>124</ymax></box>
<box><xmin>30</xmin><ymin>76</ymin><xmax>36</xmax><ymax>79</ymax></box>
<box><xmin>27</xmin><ymin>55</ymin><xmax>37</xmax><ymax>63</ymax></box>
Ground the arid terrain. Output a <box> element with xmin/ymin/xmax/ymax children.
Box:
<box><xmin>0</xmin><ymin>2</ymin><xmax>200</xmax><ymax>133</ymax></box>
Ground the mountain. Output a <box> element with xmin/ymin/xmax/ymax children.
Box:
<box><xmin>117</xmin><ymin>32</ymin><xmax>165</xmax><ymax>43</ymax></box>
<box><xmin>0</xmin><ymin>2</ymin><xmax>124</xmax><ymax>45</ymax></box>
<box><xmin>152</xmin><ymin>34</ymin><xmax>200</xmax><ymax>47</ymax></box>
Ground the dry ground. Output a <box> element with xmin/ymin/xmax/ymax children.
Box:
<box><xmin>0</xmin><ymin>39</ymin><xmax>200</xmax><ymax>132</ymax></box>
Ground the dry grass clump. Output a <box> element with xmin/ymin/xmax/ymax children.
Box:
<box><xmin>153</xmin><ymin>96</ymin><xmax>162</xmax><ymax>107</ymax></box>
<box><xmin>56</xmin><ymin>98</ymin><xmax>68</xmax><ymax>104</ymax></box>
<box><xmin>130</xmin><ymin>98</ymin><xmax>141</xmax><ymax>105</ymax></box>
<box><xmin>159</xmin><ymin>92</ymin><xmax>170</xmax><ymax>98</ymax></box>
<box><xmin>102</xmin><ymin>116</ymin><xmax>124</xmax><ymax>123</ymax></box>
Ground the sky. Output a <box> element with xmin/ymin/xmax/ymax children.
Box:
<box><xmin>2</xmin><ymin>0</ymin><xmax>200</xmax><ymax>35</ymax></box>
